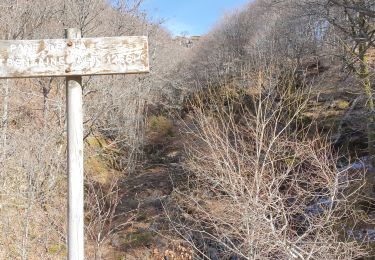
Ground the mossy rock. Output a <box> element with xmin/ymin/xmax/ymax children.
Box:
<box><xmin>85</xmin><ymin>156</ymin><xmax>111</xmax><ymax>184</ymax></box>
<box><xmin>335</xmin><ymin>100</ymin><xmax>350</xmax><ymax>110</ymax></box>
<box><xmin>48</xmin><ymin>243</ymin><xmax>67</xmax><ymax>256</ymax></box>
<box><xmin>284</xmin><ymin>156</ymin><xmax>302</xmax><ymax>167</ymax></box>
<box><xmin>120</xmin><ymin>229</ymin><xmax>154</xmax><ymax>249</ymax></box>
<box><xmin>318</xmin><ymin>113</ymin><xmax>344</xmax><ymax>132</ymax></box>
<box><xmin>321</xmin><ymin>109</ymin><xmax>343</xmax><ymax>118</ymax></box>
<box><xmin>86</xmin><ymin>135</ymin><xmax>121</xmax><ymax>155</ymax></box>
<box><xmin>85</xmin><ymin>134</ymin><xmax>122</xmax><ymax>184</ymax></box>
<box><xmin>298</xmin><ymin>113</ymin><xmax>313</xmax><ymax>125</ymax></box>
<box><xmin>86</xmin><ymin>135</ymin><xmax>108</xmax><ymax>148</ymax></box>
<box><xmin>135</xmin><ymin>211</ymin><xmax>149</xmax><ymax>221</ymax></box>
<box><xmin>149</xmin><ymin>116</ymin><xmax>174</xmax><ymax>137</ymax></box>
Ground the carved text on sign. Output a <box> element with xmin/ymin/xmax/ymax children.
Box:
<box><xmin>0</xmin><ymin>36</ymin><xmax>149</xmax><ymax>78</ymax></box>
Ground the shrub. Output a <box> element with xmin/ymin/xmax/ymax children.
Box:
<box><xmin>148</xmin><ymin>115</ymin><xmax>174</xmax><ymax>142</ymax></box>
<box><xmin>167</xmin><ymin>73</ymin><xmax>369</xmax><ymax>259</ymax></box>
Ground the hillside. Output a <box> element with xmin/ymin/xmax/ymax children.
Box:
<box><xmin>0</xmin><ymin>0</ymin><xmax>375</xmax><ymax>259</ymax></box>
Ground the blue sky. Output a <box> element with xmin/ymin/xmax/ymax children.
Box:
<box><xmin>142</xmin><ymin>0</ymin><xmax>250</xmax><ymax>36</ymax></box>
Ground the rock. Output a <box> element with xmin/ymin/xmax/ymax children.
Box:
<box><xmin>347</xmin><ymin>228</ymin><xmax>375</xmax><ymax>242</ymax></box>
<box><xmin>120</xmin><ymin>229</ymin><xmax>154</xmax><ymax>249</ymax></box>
<box><xmin>306</xmin><ymin>197</ymin><xmax>333</xmax><ymax>215</ymax></box>
<box><xmin>335</xmin><ymin>100</ymin><xmax>350</xmax><ymax>110</ymax></box>
<box><xmin>118</xmin><ymin>198</ymin><xmax>139</xmax><ymax>211</ymax></box>
<box><xmin>144</xmin><ymin>197</ymin><xmax>164</xmax><ymax>211</ymax></box>
<box><xmin>166</xmin><ymin>150</ymin><xmax>180</xmax><ymax>159</ymax></box>
<box><xmin>207</xmin><ymin>247</ymin><xmax>219</xmax><ymax>260</ymax></box>
<box><xmin>111</xmin><ymin>233</ymin><xmax>121</xmax><ymax>247</ymax></box>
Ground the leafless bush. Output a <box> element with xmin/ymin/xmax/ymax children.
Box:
<box><xmin>85</xmin><ymin>174</ymin><xmax>133</xmax><ymax>260</ymax></box>
<box><xmin>168</xmin><ymin>68</ymin><xmax>369</xmax><ymax>259</ymax></box>
<box><xmin>0</xmin><ymin>126</ymin><xmax>67</xmax><ymax>259</ymax></box>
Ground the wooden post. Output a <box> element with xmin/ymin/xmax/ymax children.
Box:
<box><xmin>0</xmin><ymin>28</ymin><xmax>149</xmax><ymax>260</ymax></box>
<box><xmin>65</xmin><ymin>28</ymin><xmax>84</xmax><ymax>260</ymax></box>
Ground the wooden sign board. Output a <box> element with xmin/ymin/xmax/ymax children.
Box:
<box><xmin>0</xmin><ymin>36</ymin><xmax>149</xmax><ymax>78</ymax></box>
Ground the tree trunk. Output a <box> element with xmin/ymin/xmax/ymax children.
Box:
<box><xmin>358</xmin><ymin>43</ymin><xmax>375</xmax><ymax>165</ymax></box>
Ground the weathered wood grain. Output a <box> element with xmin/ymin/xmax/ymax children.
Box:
<box><xmin>66</xmin><ymin>28</ymin><xmax>84</xmax><ymax>260</ymax></box>
<box><xmin>0</xmin><ymin>36</ymin><xmax>149</xmax><ymax>78</ymax></box>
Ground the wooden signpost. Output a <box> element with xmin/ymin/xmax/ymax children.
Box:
<box><xmin>0</xmin><ymin>34</ymin><xmax>149</xmax><ymax>78</ymax></box>
<box><xmin>0</xmin><ymin>28</ymin><xmax>149</xmax><ymax>260</ymax></box>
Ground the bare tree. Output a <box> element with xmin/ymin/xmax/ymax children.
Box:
<box><xmin>0</xmin><ymin>1</ymin><xmax>55</xmax><ymax>161</ymax></box>
<box><xmin>300</xmin><ymin>0</ymin><xmax>375</xmax><ymax>163</ymax></box>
